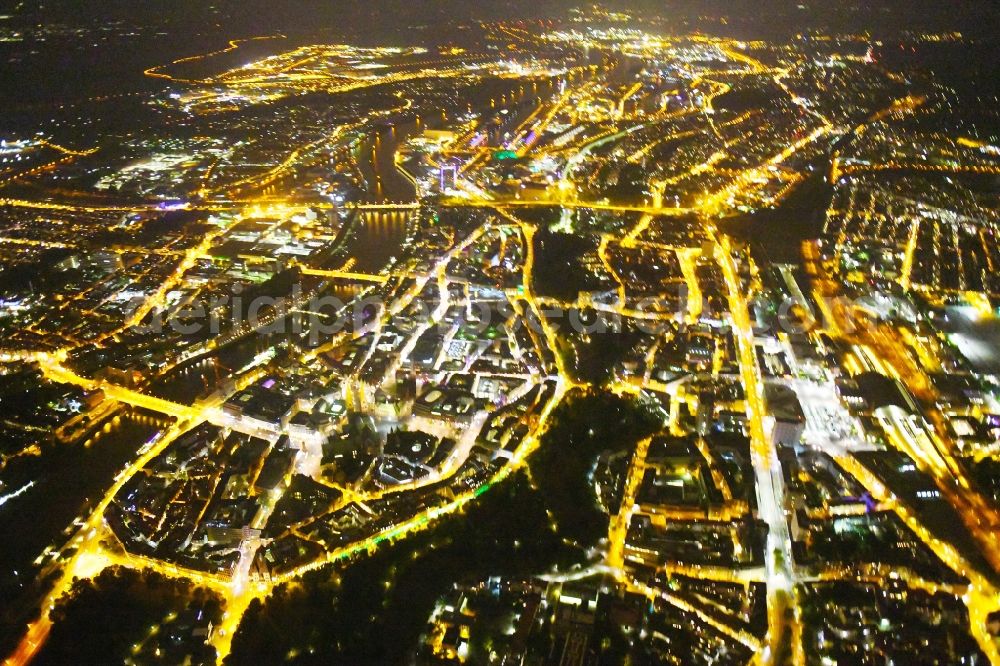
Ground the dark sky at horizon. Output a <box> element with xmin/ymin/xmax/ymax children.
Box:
<box><xmin>20</xmin><ymin>0</ymin><xmax>1000</xmax><ymax>38</ymax></box>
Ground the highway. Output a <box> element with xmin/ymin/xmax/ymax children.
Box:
<box><xmin>715</xmin><ymin>235</ymin><xmax>803</xmax><ymax>666</ymax></box>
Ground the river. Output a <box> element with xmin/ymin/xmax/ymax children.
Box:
<box><xmin>0</xmin><ymin>409</ymin><xmax>167</xmax><ymax>653</ymax></box>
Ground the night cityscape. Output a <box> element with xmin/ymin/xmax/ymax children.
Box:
<box><xmin>0</xmin><ymin>1</ymin><xmax>999</xmax><ymax>664</ymax></box>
